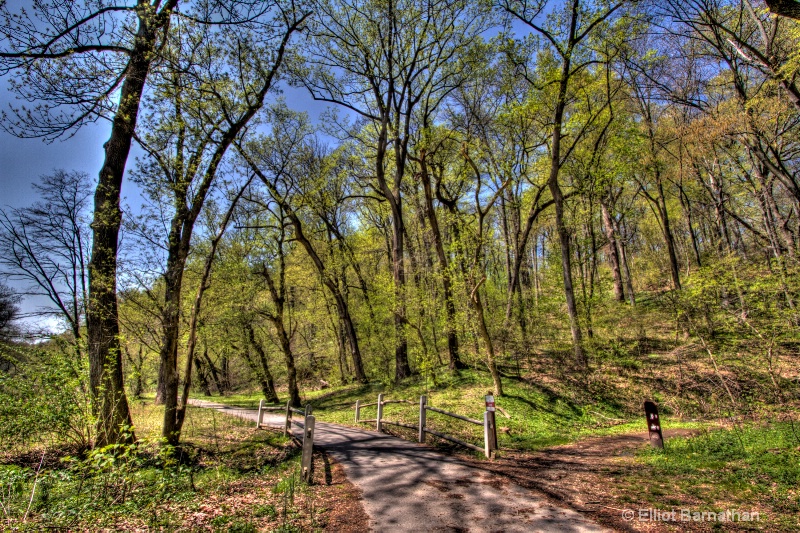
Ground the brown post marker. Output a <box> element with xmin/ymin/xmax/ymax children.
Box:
<box><xmin>484</xmin><ymin>394</ymin><xmax>497</xmax><ymax>459</ymax></box>
<box><xmin>376</xmin><ymin>393</ymin><xmax>384</xmax><ymax>432</ymax></box>
<box><xmin>355</xmin><ymin>399</ymin><xmax>361</xmax><ymax>423</ymax></box>
<box><xmin>301</xmin><ymin>415</ymin><xmax>315</xmax><ymax>483</ymax></box>
<box><xmin>644</xmin><ymin>401</ymin><xmax>664</xmax><ymax>449</ymax></box>
<box><xmin>419</xmin><ymin>395</ymin><xmax>427</xmax><ymax>443</ymax></box>
<box><xmin>284</xmin><ymin>400</ymin><xmax>292</xmax><ymax>437</ymax></box>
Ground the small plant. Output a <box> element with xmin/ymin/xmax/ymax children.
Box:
<box><xmin>227</xmin><ymin>519</ymin><xmax>257</xmax><ymax>533</ymax></box>
<box><xmin>254</xmin><ymin>503</ymin><xmax>278</xmax><ymax>518</ymax></box>
<box><xmin>274</xmin><ymin>466</ymin><xmax>300</xmax><ymax>524</ymax></box>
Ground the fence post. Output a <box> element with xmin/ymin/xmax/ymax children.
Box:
<box><xmin>419</xmin><ymin>395</ymin><xmax>427</xmax><ymax>443</ymax></box>
<box><xmin>355</xmin><ymin>399</ymin><xmax>361</xmax><ymax>423</ymax></box>
<box><xmin>284</xmin><ymin>400</ymin><xmax>292</xmax><ymax>437</ymax></box>
<box><xmin>376</xmin><ymin>393</ymin><xmax>384</xmax><ymax>432</ymax></box>
<box><xmin>301</xmin><ymin>414</ymin><xmax>315</xmax><ymax>484</ymax></box>
<box><xmin>484</xmin><ymin>394</ymin><xmax>498</xmax><ymax>459</ymax></box>
<box><xmin>257</xmin><ymin>399</ymin><xmax>264</xmax><ymax>428</ymax></box>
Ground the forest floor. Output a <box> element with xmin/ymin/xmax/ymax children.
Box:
<box><xmin>0</xmin><ymin>402</ymin><xmax>369</xmax><ymax>531</ymax></box>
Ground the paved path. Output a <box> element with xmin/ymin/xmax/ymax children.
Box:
<box><xmin>189</xmin><ymin>399</ymin><xmax>608</xmax><ymax>532</ymax></box>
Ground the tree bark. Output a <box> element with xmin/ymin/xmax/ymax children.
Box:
<box><xmin>471</xmin><ymin>282</ymin><xmax>504</xmax><ymax>397</ymax></box>
<box><xmin>203</xmin><ymin>350</ymin><xmax>225</xmax><ymax>395</ymax></box>
<box><xmin>548</xmin><ymin>46</ymin><xmax>585</xmax><ymax>366</ymax></box>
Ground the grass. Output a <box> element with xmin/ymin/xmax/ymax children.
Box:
<box><xmin>0</xmin><ymin>399</ymin><xmax>350</xmax><ymax>531</ymax></box>
<box><xmin>614</xmin><ymin>421</ymin><xmax>800</xmax><ymax>531</ymax></box>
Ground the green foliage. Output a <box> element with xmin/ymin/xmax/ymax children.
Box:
<box><xmin>0</xmin><ymin>404</ymin><xmax>327</xmax><ymax>530</ymax></box>
<box><xmin>0</xmin><ymin>343</ymin><xmax>91</xmax><ymax>451</ymax></box>
<box><xmin>0</xmin><ymin>438</ymin><xmax>195</xmax><ymax>529</ymax></box>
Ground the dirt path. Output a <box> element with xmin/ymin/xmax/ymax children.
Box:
<box><xmin>461</xmin><ymin>429</ymin><xmax>700</xmax><ymax>532</ymax></box>
<box><xmin>189</xmin><ymin>400</ymin><xmax>609</xmax><ymax>532</ymax></box>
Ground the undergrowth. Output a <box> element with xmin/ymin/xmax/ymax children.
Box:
<box><xmin>0</xmin><ymin>403</ymin><xmax>334</xmax><ymax>531</ymax></box>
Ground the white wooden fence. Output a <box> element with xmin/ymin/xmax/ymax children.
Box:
<box><xmin>355</xmin><ymin>393</ymin><xmax>498</xmax><ymax>459</ymax></box>
<box><xmin>256</xmin><ymin>400</ymin><xmax>316</xmax><ymax>482</ymax></box>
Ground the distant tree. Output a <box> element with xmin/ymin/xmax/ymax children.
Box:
<box><xmin>238</xmin><ymin>107</ymin><xmax>369</xmax><ymax>384</ymax></box>
<box><xmin>0</xmin><ymin>283</ymin><xmax>19</xmax><ymax>341</ymax></box>
<box><xmin>0</xmin><ymin>170</ymin><xmax>92</xmax><ymax>343</ymax></box>
<box><xmin>501</xmin><ymin>0</ymin><xmax>630</xmax><ymax>366</ymax></box>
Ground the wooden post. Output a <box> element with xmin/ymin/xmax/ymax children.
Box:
<box><xmin>355</xmin><ymin>399</ymin><xmax>361</xmax><ymax>423</ymax></box>
<box><xmin>376</xmin><ymin>393</ymin><xmax>384</xmax><ymax>432</ymax></box>
<box><xmin>284</xmin><ymin>400</ymin><xmax>292</xmax><ymax>437</ymax></box>
<box><xmin>257</xmin><ymin>399</ymin><xmax>264</xmax><ymax>428</ymax></box>
<box><xmin>484</xmin><ymin>411</ymin><xmax>497</xmax><ymax>459</ymax></box>
<box><xmin>419</xmin><ymin>395</ymin><xmax>427</xmax><ymax>443</ymax></box>
<box><xmin>644</xmin><ymin>401</ymin><xmax>664</xmax><ymax>449</ymax></box>
<box><xmin>301</xmin><ymin>414</ymin><xmax>315</xmax><ymax>483</ymax></box>
<box><xmin>484</xmin><ymin>394</ymin><xmax>497</xmax><ymax>459</ymax></box>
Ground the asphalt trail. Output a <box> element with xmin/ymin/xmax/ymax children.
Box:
<box><xmin>189</xmin><ymin>399</ymin><xmax>608</xmax><ymax>533</ymax></box>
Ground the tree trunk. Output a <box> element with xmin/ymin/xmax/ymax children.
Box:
<box><xmin>377</xmin><ymin>118</ymin><xmax>410</xmax><ymax>382</ymax></box>
<box><xmin>194</xmin><ymin>352</ymin><xmax>212</xmax><ymax>396</ymax></box>
<box><xmin>471</xmin><ymin>284</ymin><xmax>503</xmax><ymax>397</ymax></box>
<box><xmin>419</xmin><ymin>155</ymin><xmax>464</xmax><ymax>371</ymax></box>
<box><xmin>659</xmin><ymin>182</ymin><xmax>682</xmax><ymax>290</ymax></box>
<box><xmin>600</xmin><ymin>198</ymin><xmax>625</xmax><ymax>302</ymax></box>
<box><xmin>548</xmin><ymin>58</ymin><xmax>585</xmax><ymax>365</ymax></box>
<box><xmin>677</xmin><ymin>184</ymin><xmax>702</xmax><ymax>267</ymax></box>
<box><xmin>243</xmin><ymin>323</ymin><xmax>279</xmax><ymax>403</ymax></box>
<box><xmin>619</xmin><ymin>231</ymin><xmax>636</xmax><ymax>306</ymax></box>
<box><xmin>86</xmin><ymin>2</ymin><xmax>176</xmax><ymax>446</ymax></box>
<box><xmin>203</xmin><ymin>350</ymin><xmax>225</xmax><ymax>395</ymax></box>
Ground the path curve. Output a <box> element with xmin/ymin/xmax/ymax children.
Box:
<box><xmin>189</xmin><ymin>399</ymin><xmax>608</xmax><ymax>533</ymax></box>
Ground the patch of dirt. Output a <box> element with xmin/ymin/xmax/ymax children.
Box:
<box><xmin>316</xmin><ymin>449</ymin><xmax>370</xmax><ymax>532</ymax></box>
<box><xmin>424</xmin><ymin>476</ymin><xmax>475</xmax><ymax>492</ymax></box>
<box><xmin>0</xmin><ymin>443</ymin><xmax>87</xmax><ymax>469</ymax></box>
<box><xmin>462</xmin><ymin>429</ymin><xmax>703</xmax><ymax>532</ymax></box>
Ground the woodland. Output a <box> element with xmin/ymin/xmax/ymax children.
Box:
<box><xmin>0</xmin><ymin>0</ymin><xmax>799</xmax><ymax>529</ymax></box>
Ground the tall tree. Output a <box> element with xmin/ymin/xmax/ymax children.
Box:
<box><xmin>0</xmin><ymin>0</ymin><xmax>185</xmax><ymax>445</ymax></box>
<box><xmin>238</xmin><ymin>108</ymin><xmax>369</xmax><ymax>383</ymax></box>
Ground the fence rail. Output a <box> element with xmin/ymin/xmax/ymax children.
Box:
<box><xmin>424</xmin><ymin>428</ymin><xmax>484</xmax><ymax>453</ymax></box>
<box><xmin>424</xmin><ymin>405</ymin><xmax>482</xmax><ymax>426</ymax></box>
<box><xmin>353</xmin><ymin>393</ymin><xmax>498</xmax><ymax>459</ymax></box>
